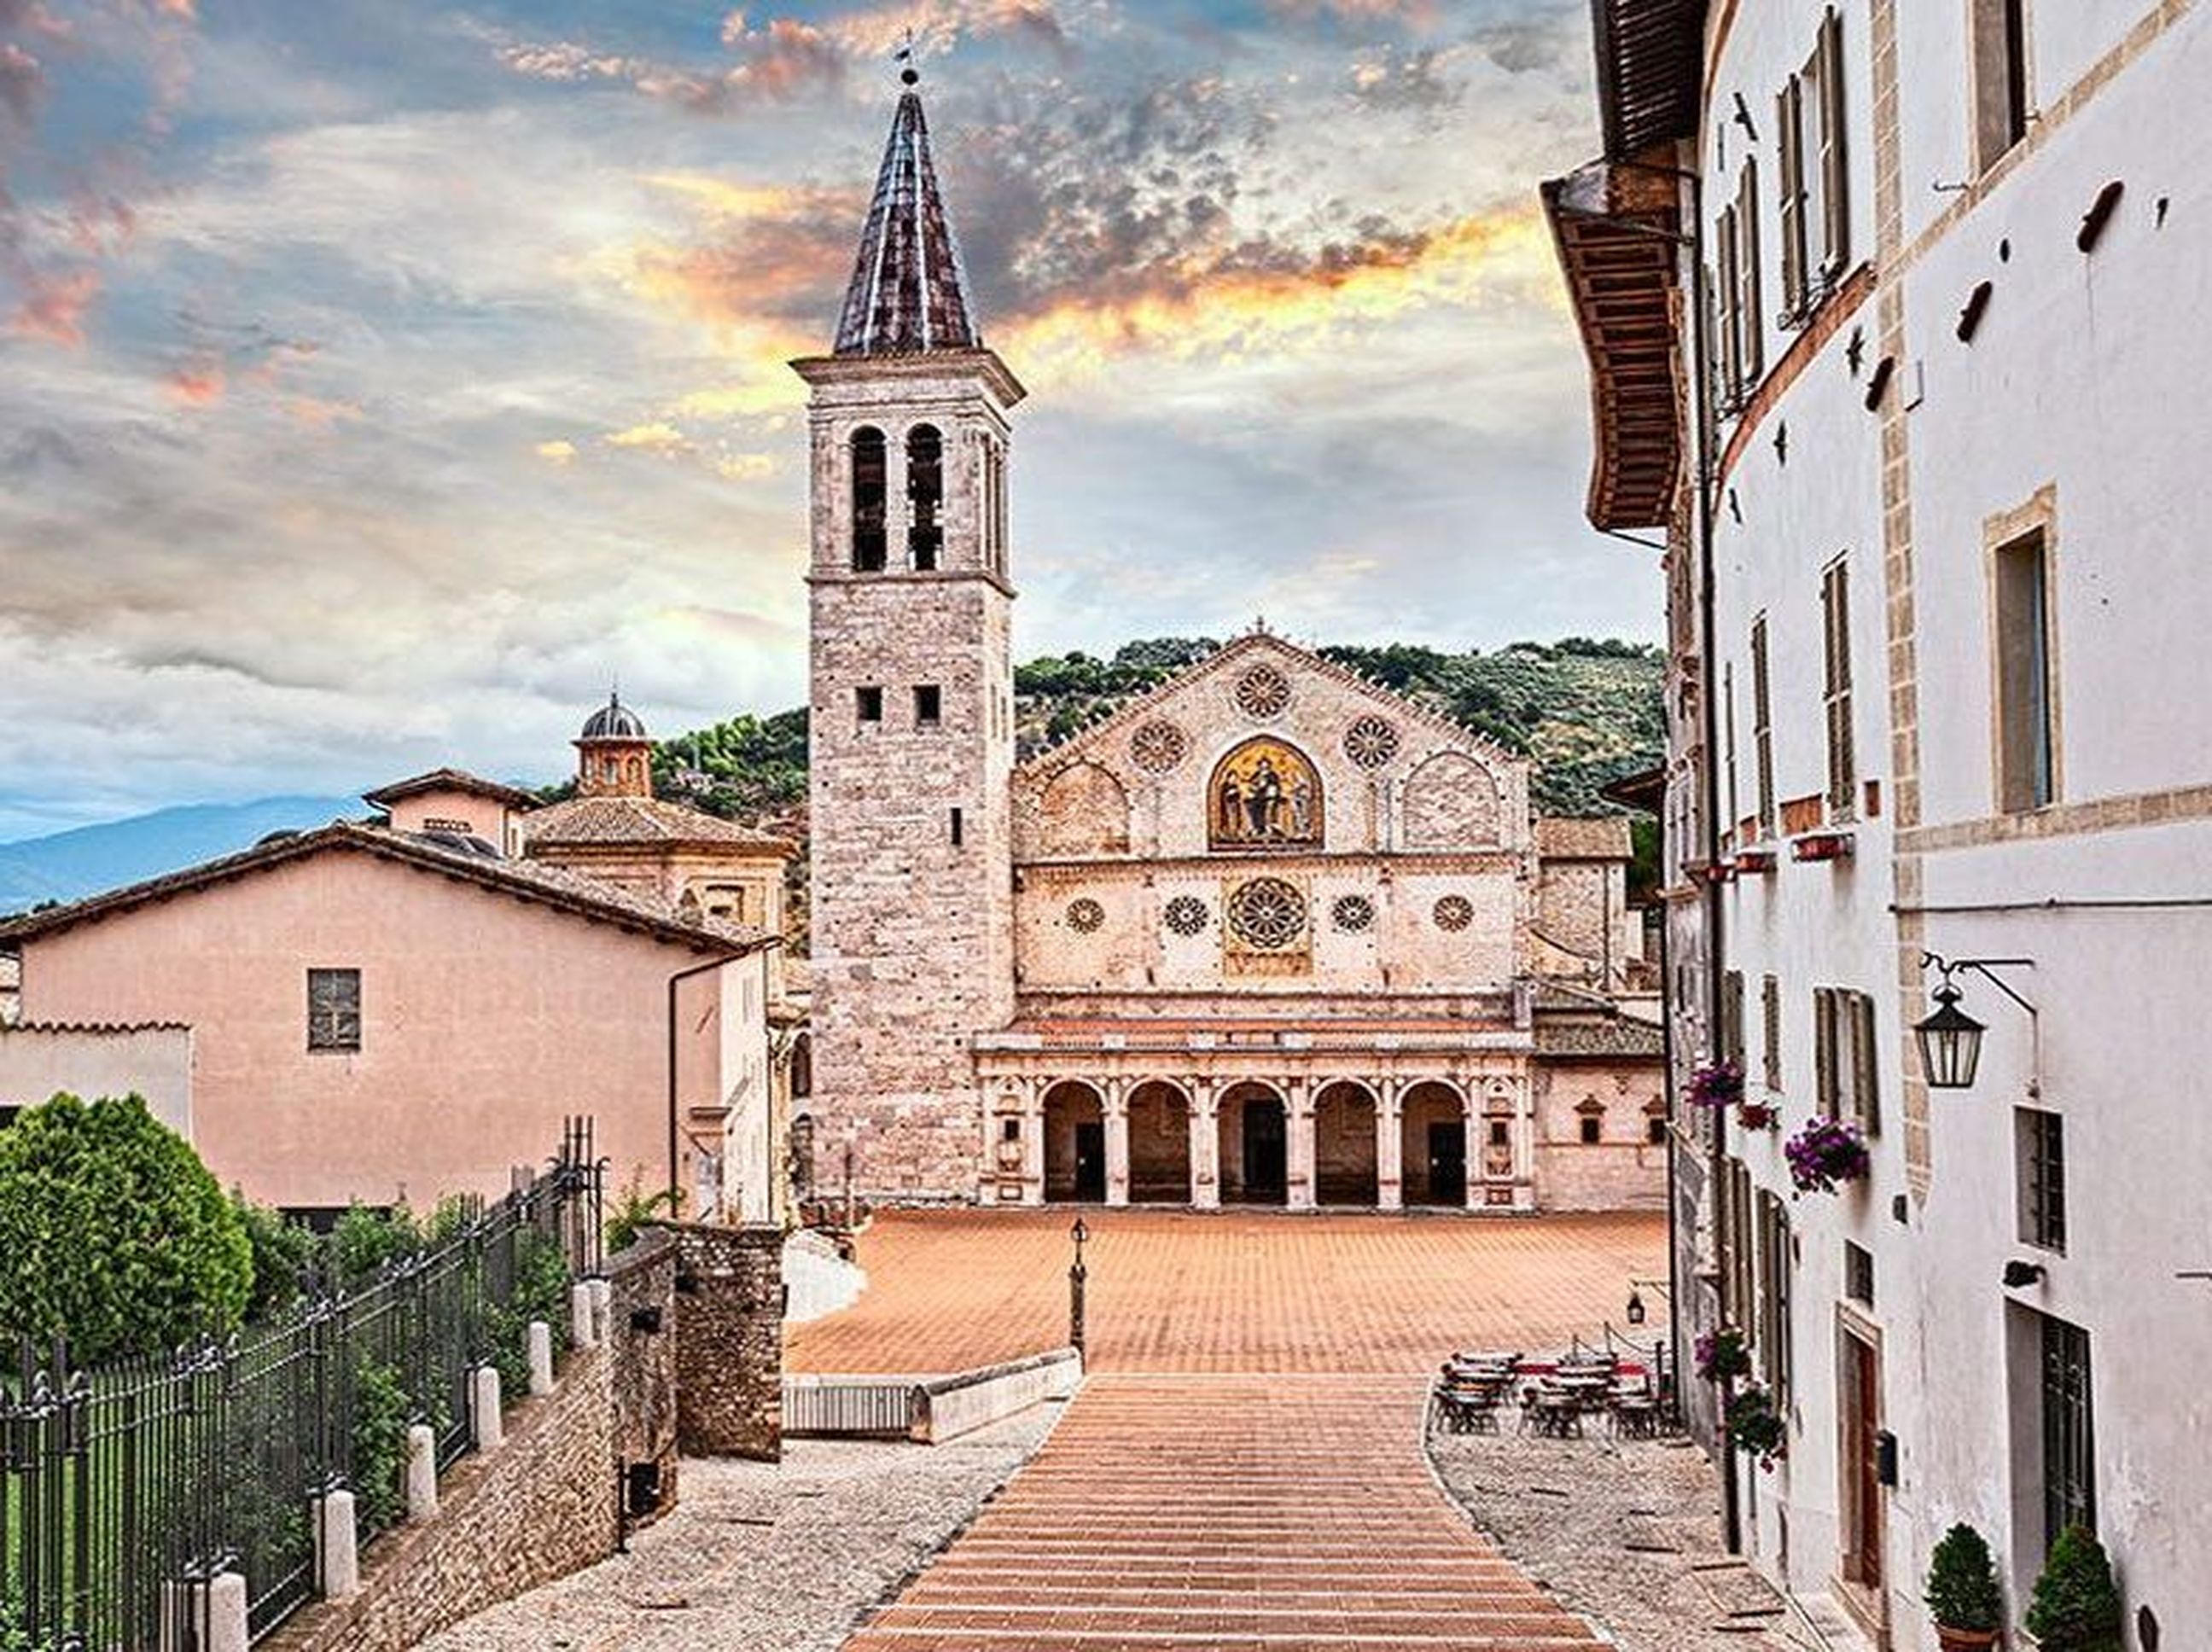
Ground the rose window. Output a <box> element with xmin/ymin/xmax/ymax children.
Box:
<box><xmin>1342</xmin><ymin>715</ymin><xmax>1400</xmax><ymax>770</ymax></box>
<box><xmin>1227</xmin><ymin>877</ymin><xmax>1307</xmax><ymax>950</ymax></box>
<box><xmin>1232</xmin><ymin>663</ymin><xmax>1292</xmax><ymax>719</ymax></box>
<box><xmin>1433</xmin><ymin>894</ymin><xmax>1475</xmax><ymax>933</ymax></box>
<box><xmin>1331</xmin><ymin>893</ymin><xmax>1376</xmax><ymax>934</ymax></box>
<box><xmin>1066</xmin><ymin>898</ymin><xmax>1105</xmax><ymax>934</ymax></box>
<box><xmin>1129</xmin><ymin>719</ymin><xmax>1189</xmax><ymax>774</ymax></box>
<box><xmin>1162</xmin><ymin>895</ymin><xmax>1209</xmax><ymax>936</ymax></box>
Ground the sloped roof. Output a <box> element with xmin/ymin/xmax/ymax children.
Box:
<box><xmin>363</xmin><ymin>768</ymin><xmax>542</xmax><ymax>811</ymax></box>
<box><xmin>1016</xmin><ymin>631</ymin><xmax>1528</xmax><ymax>780</ymax></box>
<box><xmin>1536</xmin><ymin>817</ymin><xmax>1634</xmax><ymax>858</ymax></box>
<box><xmin>0</xmin><ymin>823</ymin><xmax>776</xmax><ymax>956</ymax></box>
<box><xmin>833</xmin><ymin>84</ymin><xmax>981</xmax><ymax>356</ymax></box>
<box><xmin>522</xmin><ymin>795</ymin><xmax>795</xmax><ymax>857</ymax></box>
<box><xmin>1535</xmin><ymin>1014</ymin><xmax>1666</xmax><ymax>1059</ymax></box>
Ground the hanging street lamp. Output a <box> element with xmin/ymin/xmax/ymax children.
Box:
<box><xmin>1912</xmin><ymin>952</ymin><xmax>2037</xmax><ymax>1093</ymax></box>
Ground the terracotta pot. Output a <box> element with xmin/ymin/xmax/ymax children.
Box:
<box><xmin>1934</xmin><ymin>1626</ymin><xmax>2001</xmax><ymax>1652</ymax></box>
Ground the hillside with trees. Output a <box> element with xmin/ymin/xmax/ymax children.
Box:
<box><xmin>634</xmin><ymin>635</ymin><xmax>1664</xmax><ymax>822</ymax></box>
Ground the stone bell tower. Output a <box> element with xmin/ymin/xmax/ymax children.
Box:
<box><xmin>793</xmin><ymin>70</ymin><xmax>1022</xmax><ymax>1201</ymax></box>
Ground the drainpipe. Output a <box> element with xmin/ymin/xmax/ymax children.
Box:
<box><xmin>667</xmin><ymin>954</ymin><xmax>731</xmax><ymax>1212</ymax></box>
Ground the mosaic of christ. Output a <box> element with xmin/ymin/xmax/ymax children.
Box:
<box><xmin>1209</xmin><ymin>739</ymin><xmax>1324</xmax><ymax>849</ymax></box>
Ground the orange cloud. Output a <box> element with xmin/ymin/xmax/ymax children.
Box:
<box><xmin>7</xmin><ymin>269</ymin><xmax>98</xmax><ymax>347</ymax></box>
<box><xmin>283</xmin><ymin>396</ymin><xmax>362</xmax><ymax>432</ymax></box>
<box><xmin>167</xmin><ymin>358</ymin><xmax>226</xmax><ymax>405</ymax></box>
<box><xmin>999</xmin><ymin>206</ymin><xmax>1556</xmax><ymax>382</ymax></box>
<box><xmin>535</xmin><ymin>439</ymin><xmax>579</xmax><ymax>464</ymax></box>
<box><xmin>605</xmin><ymin>421</ymin><xmax>692</xmax><ymax>453</ymax></box>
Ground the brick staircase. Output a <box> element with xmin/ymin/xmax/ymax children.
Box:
<box><xmin>843</xmin><ymin>1373</ymin><xmax>1605</xmax><ymax>1650</ymax></box>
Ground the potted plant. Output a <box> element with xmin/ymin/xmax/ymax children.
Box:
<box><xmin>1694</xmin><ymin>1325</ymin><xmax>1752</xmax><ymax>1382</ymax></box>
<box><xmin>1687</xmin><ymin>1061</ymin><xmax>1745</xmax><ymax>1111</ymax></box>
<box><xmin>1738</xmin><ymin>1099</ymin><xmax>1779</xmax><ymax>1130</ymax></box>
<box><xmin>1925</xmin><ymin>1523</ymin><xmax>2005</xmax><ymax>1650</ymax></box>
<box><xmin>2025</xmin><ymin>1525</ymin><xmax>2123</xmax><ymax>1652</ymax></box>
<box><xmin>1784</xmin><ymin>1117</ymin><xmax>1871</xmax><ymax>1193</ymax></box>
<box><xmin>1723</xmin><ymin>1382</ymin><xmax>1786</xmax><ymax>1469</ymax></box>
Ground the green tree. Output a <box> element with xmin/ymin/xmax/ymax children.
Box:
<box><xmin>2025</xmin><ymin>1525</ymin><xmax>2123</xmax><ymax>1652</ymax></box>
<box><xmin>0</xmin><ymin>1094</ymin><xmax>253</xmax><ymax>1363</ymax></box>
<box><xmin>230</xmin><ymin>1193</ymin><xmax>318</xmax><ymax>1322</ymax></box>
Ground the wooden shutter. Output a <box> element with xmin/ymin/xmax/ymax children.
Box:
<box><xmin>1813</xmin><ymin>989</ymin><xmax>1837</xmax><ymax>1117</ymax></box>
<box><xmin>1819</xmin><ymin>7</ymin><xmax>1852</xmax><ymax>275</ymax></box>
<box><xmin>1778</xmin><ymin>78</ymin><xmax>1806</xmax><ymax>315</ymax></box>
<box><xmin>1762</xmin><ymin>974</ymin><xmax>1783</xmax><ymax>1091</ymax></box>
<box><xmin>1716</xmin><ymin>209</ymin><xmax>1742</xmax><ymax>398</ymax></box>
<box><xmin>1852</xmin><ymin>992</ymin><xmax>1882</xmax><ymax>1133</ymax></box>
<box><xmin>1738</xmin><ymin>163</ymin><xmax>1764</xmax><ymax>381</ymax></box>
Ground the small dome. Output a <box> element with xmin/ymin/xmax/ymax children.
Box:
<box><xmin>580</xmin><ymin>693</ymin><xmax>647</xmax><ymax>742</ymax></box>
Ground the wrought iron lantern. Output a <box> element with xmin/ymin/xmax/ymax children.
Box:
<box><xmin>1625</xmin><ymin>1287</ymin><xmax>1647</xmax><ymax>1328</ymax></box>
<box><xmin>1912</xmin><ymin>981</ymin><xmax>1987</xmax><ymax>1091</ymax></box>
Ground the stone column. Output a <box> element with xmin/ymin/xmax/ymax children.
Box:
<box><xmin>1190</xmin><ymin>1082</ymin><xmax>1220</xmax><ymax>1210</ymax></box>
<box><xmin>1103</xmin><ymin>1079</ymin><xmax>1131</xmax><ymax>1207</ymax></box>
<box><xmin>1022</xmin><ymin>1079</ymin><xmax>1045</xmax><ymax>1206</ymax></box>
<box><xmin>1377</xmin><ymin>1078</ymin><xmax>1404</xmax><ymax>1211</ymax></box>
<box><xmin>1286</xmin><ymin>1078</ymin><xmax>1316</xmax><ymax>1211</ymax></box>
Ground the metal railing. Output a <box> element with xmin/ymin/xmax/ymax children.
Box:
<box><xmin>1</xmin><ymin>1120</ymin><xmax>602</xmax><ymax>1649</ymax></box>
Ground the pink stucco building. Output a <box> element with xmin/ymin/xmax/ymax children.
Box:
<box><xmin>0</xmin><ymin>798</ymin><xmax>783</xmax><ymax>1224</ymax></box>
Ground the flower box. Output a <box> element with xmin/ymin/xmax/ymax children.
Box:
<box><xmin>1685</xmin><ymin>1061</ymin><xmax>1745</xmax><ymax>1111</ymax></box>
<box><xmin>1733</xmin><ymin>849</ymin><xmax>1778</xmax><ymax>875</ymax></box>
<box><xmin>1724</xmin><ymin>1383</ymin><xmax>1788</xmax><ymax>1469</ymax></box>
<box><xmin>1694</xmin><ymin>1326</ymin><xmax>1752</xmax><ymax>1382</ymax></box>
<box><xmin>1737</xmin><ymin>1100</ymin><xmax>1779</xmax><ymax>1131</ymax></box>
<box><xmin>1790</xmin><ymin>830</ymin><xmax>1855</xmax><ymax>863</ymax></box>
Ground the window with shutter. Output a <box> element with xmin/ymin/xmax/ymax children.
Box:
<box><xmin>1715</xmin><ymin>211</ymin><xmax>1742</xmax><ymax>401</ymax></box>
<box><xmin>1761</xmin><ymin>974</ymin><xmax>1783</xmax><ymax>1091</ymax></box>
<box><xmin>1823</xmin><ymin>558</ymin><xmax>1855</xmax><ymax>817</ymax></box>
<box><xmin>1737</xmin><ymin>163</ymin><xmax>1764</xmax><ymax>385</ymax></box>
<box><xmin>1777</xmin><ymin>75</ymin><xmax>1807</xmax><ymax>318</ymax></box>
<box><xmin>1750</xmin><ymin>617</ymin><xmax>1775</xmax><ymax>834</ymax></box>
<box><xmin>1723</xmin><ymin>663</ymin><xmax>1740</xmax><ymax>836</ymax></box>
<box><xmin>1818</xmin><ymin>8</ymin><xmax>1851</xmax><ymax>275</ymax></box>
<box><xmin>1813</xmin><ymin>987</ymin><xmax>1837</xmax><ymax>1117</ymax></box>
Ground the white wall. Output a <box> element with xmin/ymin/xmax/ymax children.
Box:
<box><xmin>0</xmin><ymin>1024</ymin><xmax>193</xmax><ymax>1138</ymax></box>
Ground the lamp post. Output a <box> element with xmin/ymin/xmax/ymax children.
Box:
<box><xmin>1627</xmin><ymin>1277</ymin><xmax>1674</xmax><ymax>1426</ymax></box>
<box><xmin>1068</xmin><ymin>1216</ymin><xmax>1089</xmax><ymax>1363</ymax></box>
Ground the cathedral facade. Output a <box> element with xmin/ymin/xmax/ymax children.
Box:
<box><xmin>796</xmin><ymin>81</ymin><xmax>1662</xmax><ymax>1213</ymax></box>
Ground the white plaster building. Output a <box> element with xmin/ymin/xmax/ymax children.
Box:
<box><xmin>799</xmin><ymin>79</ymin><xmax>1665</xmax><ymax>1215</ymax></box>
<box><xmin>1550</xmin><ymin>2</ymin><xmax>2212</xmax><ymax>1646</ymax></box>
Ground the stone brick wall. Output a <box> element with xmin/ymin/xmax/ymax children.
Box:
<box><xmin>674</xmin><ymin>1222</ymin><xmax>783</xmax><ymax>1461</ymax></box>
<box><xmin>1531</xmin><ymin>1059</ymin><xmax>1668</xmax><ymax>1211</ymax></box>
<box><xmin>606</xmin><ymin>1230</ymin><xmax>682</xmax><ymax>1521</ymax></box>
<box><xmin>260</xmin><ymin>1342</ymin><xmax>620</xmax><ymax>1652</ymax></box>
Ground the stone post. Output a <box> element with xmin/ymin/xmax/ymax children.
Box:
<box><xmin>471</xmin><ymin>1365</ymin><xmax>504</xmax><ymax>1451</ymax></box>
<box><xmin>1103</xmin><ymin>1086</ymin><xmax>1131</xmax><ymax>1208</ymax></box>
<box><xmin>590</xmin><ymin>1277</ymin><xmax>612</xmax><ymax>1344</ymax></box>
<box><xmin>527</xmin><ymin>1320</ymin><xmax>556</xmax><ymax>1397</ymax></box>
<box><xmin>1190</xmin><ymin>1085</ymin><xmax>1220</xmax><ymax>1210</ymax></box>
<box><xmin>1287</xmin><ymin>1080</ymin><xmax>1317</xmax><ymax>1211</ymax></box>
<box><xmin>1377</xmin><ymin>1080</ymin><xmax>1404</xmax><ymax>1211</ymax></box>
<box><xmin>404</xmin><ymin>1423</ymin><xmax>439</xmax><ymax>1521</ymax></box>
<box><xmin>571</xmin><ymin>1281</ymin><xmax>598</xmax><ymax>1349</ymax></box>
<box><xmin>165</xmin><ymin>1570</ymin><xmax>249</xmax><ymax>1652</ymax></box>
<box><xmin>316</xmin><ymin>1489</ymin><xmax>359</xmax><ymax>1601</ymax></box>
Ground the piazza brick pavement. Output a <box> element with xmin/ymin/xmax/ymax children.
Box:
<box><xmin>786</xmin><ymin>1207</ymin><xmax>1668</xmax><ymax>1376</ymax></box>
<box><xmin>804</xmin><ymin>1210</ymin><xmax>1667</xmax><ymax>1652</ymax></box>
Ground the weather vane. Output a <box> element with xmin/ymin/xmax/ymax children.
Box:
<box><xmin>896</xmin><ymin>26</ymin><xmax>918</xmax><ymax>85</ymax></box>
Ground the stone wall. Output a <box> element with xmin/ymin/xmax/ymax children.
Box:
<box><xmin>1531</xmin><ymin>1058</ymin><xmax>1668</xmax><ymax>1211</ymax></box>
<box><xmin>605</xmin><ymin>1230</ymin><xmax>682</xmax><ymax>1521</ymax></box>
<box><xmin>261</xmin><ymin>1342</ymin><xmax>620</xmax><ymax>1652</ymax></box>
<box><xmin>674</xmin><ymin>1223</ymin><xmax>783</xmax><ymax>1461</ymax></box>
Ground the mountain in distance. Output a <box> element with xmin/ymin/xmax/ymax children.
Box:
<box><xmin>0</xmin><ymin>796</ymin><xmax>361</xmax><ymax>914</ymax></box>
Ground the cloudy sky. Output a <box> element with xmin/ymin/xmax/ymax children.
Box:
<box><xmin>0</xmin><ymin>0</ymin><xmax>1655</xmax><ymax>840</ymax></box>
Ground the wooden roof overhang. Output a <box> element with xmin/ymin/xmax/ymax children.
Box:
<box><xmin>1590</xmin><ymin>0</ymin><xmax>1708</xmax><ymax>160</ymax></box>
<box><xmin>1543</xmin><ymin>158</ymin><xmax>1686</xmax><ymax>533</ymax></box>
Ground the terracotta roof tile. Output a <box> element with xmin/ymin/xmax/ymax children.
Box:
<box><xmin>522</xmin><ymin>795</ymin><xmax>795</xmax><ymax>854</ymax></box>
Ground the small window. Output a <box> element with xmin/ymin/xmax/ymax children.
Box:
<box><xmin>1761</xmin><ymin>974</ymin><xmax>1783</xmax><ymax>1091</ymax></box>
<box><xmin>1579</xmin><ymin>1115</ymin><xmax>1603</xmax><ymax>1146</ymax></box>
<box><xmin>913</xmin><ymin>684</ymin><xmax>942</xmax><ymax>726</ymax></box>
<box><xmin>1750</xmin><ymin>616</ymin><xmax>1775</xmax><ymax>834</ymax></box>
<box><xmin>1002</xmin><ymin>1117</ymin><xmax>1020</xmax><ymax>1143</ymax></box>
<box><xmin>906</xmin><ymin>425</ymin><xmax>943</xmax><ymax>570</ymax></box>
<box><xmin>1822</xmin><ymin>558</ymin><xmax>1854</xmax><ymax>817</ymax></box>
<box><xmin>1994</xmin><ymin>527</ymin><xmax>2056</xmax><ymax>811</ymax></box>
<box><xmin>950</xmin><ymin>806</ymin><xmax>963</xmax><ymax>847</ymax></box>
<box><xmin>2018</xmin><ymin>1107</ymin><xmax>2066</xmax><ymax>1252</ymax></box>
<box><xmin>856</xmin><ymin>685</ymin><xmax>884</xmax><ymax>724</ymax></box>
<box><xmin>1647</xmin><ymin>1114</ymin><xmax>1668</xmax><ymax>1146</ymax></box>
<box><xmin>1487</xmin><ymin>1120</ymin><xmax>1509</xmax><ymax>1148</ymax></box>
<box><xmin>1971</xmin><ymin>0</ymin><xmax>2031</xmax><ymax>172</ymax></box>
<box><xmin>1844</xmin><ymin>1240</ymin><xmax>1876</xmax><ymax>1307</ymax></box>
<box><xmin>850</xmin><ymin>427</ymin><xmax>888</xmax><ymax>572</ymax></box>
<box><xmin>307</xmin><ymin>968</ymin><xmax>361</xmax><ymax>1052</ymax></box>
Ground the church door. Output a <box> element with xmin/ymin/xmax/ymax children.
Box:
<box><xmin>1242</xmin><ymin>1101</ymin><xmax>1288</xmax><ymax>1204</ymax></box>
<box><xmin>1426</xmin><ymin>1121</ymin><xmax>1467</xmax><ymax>1206</ymax></box>
<box><xmin>1073</xmin><ymin>1122</ymin><xmax>1107</xmax><ymax>1202</ymax></box>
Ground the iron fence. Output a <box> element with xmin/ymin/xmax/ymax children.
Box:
<box><xmin>1</xmin><ymin>1119</ymin><xmax>602</xmax><ymax>1650</ymax></box>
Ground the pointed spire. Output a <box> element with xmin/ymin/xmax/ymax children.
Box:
<box><xmin>832</xmin><ymin>74</ymin><xmax>982</xmax><ymax>356</ymax></box>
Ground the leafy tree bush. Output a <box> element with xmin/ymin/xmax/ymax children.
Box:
<box><xmin>0</xmin><ymin>1094</ymin><xmax>252</xmax><ymax>1363</ymax></box>
<box><xmin>1925</xmin><ymin>1523</ymin><xmax>2005</xmax><ymax>1632</ymax></box>
<box><xmin>231</xmin><ymin>1193</ymin><xmax>317</xmax><ymax>1322</ymax></box>
<box><xmin>605</xmin><ymin>1181</ymin><xmax>681</xmax><ymax>1254</ymax></box>
<box><xmin>2025</xmin><ymin>1525</ymin><xmax>2123</xmax><ymax>1651</ymax></box>
<box><xmin>326</xmin><ymin>1202</ymin><xmax>423</xmax><ymax>1291</ymax></box>
<box><xmin>349</xmin><ymin>1358</ymin><xmax>413</xmax><ymax>1535</ymax></box>
<box><xmin>0</xmin><ymin>1599</ymin><xmax>61</xmax><ymax>1652</ymax></box>
<box><xmin>486</xmin><ymin>1229</ymin><xmax>572</xmax><ymax>1405</ymax></box>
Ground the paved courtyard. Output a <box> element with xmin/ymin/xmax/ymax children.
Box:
<box><xmin>788</xmin><ymin>1208</ymin><xmax>1667</xmax><ymax>1374</ymax></box>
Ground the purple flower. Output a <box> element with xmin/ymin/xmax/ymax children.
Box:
<box><xmin>1687</xmin><ymin>1061</ymin><xmax>1745</xmax><ymax>1110</ymax></box>
<box><xmin>1784</xmin><ymin>1118</ymin><xmax>1871</xmax><ymax>1193</ymax></box>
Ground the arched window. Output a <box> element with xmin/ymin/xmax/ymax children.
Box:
<box><xmin>850</xmin><ymin>427</ymin><xmax>887</xmax><ymax>572</ymax></box>
<box><xmin>906</xmin><ymin>424</ymin><xmax>943</xmax><ymax>570</ymax></box>
<box><xmin>1208</xmin><ymin>736</ymin><xmax>1324</xmax><ymax>850</ymax></box>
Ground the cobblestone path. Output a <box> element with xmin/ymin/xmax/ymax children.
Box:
<box><xmin>841</xmin><ymin>1374</ymin><xmax>1605</xmax><ymax>1652</ymax></box>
